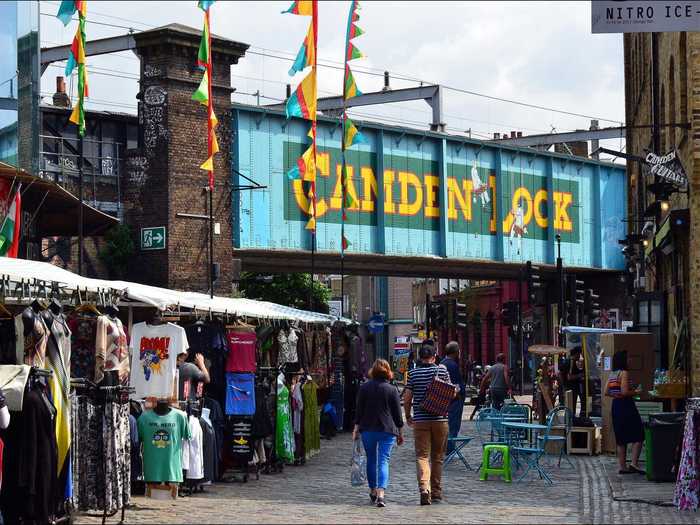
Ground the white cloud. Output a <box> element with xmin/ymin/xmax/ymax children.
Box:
<box><xmin>39</xmin><ymin>0</ymin><xmax>624</xmax><ymax>141</ymax></box>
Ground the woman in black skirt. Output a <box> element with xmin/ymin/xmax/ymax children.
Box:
<box><xmin>604</xmin><ymin>351</ymin><xmax>644</xmax><ymax>474</ymax></box>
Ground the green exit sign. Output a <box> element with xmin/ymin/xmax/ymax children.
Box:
<box><xmin>141</xmin><ymin>226</ymin><xmax>166</xmax><ymax>251</ymax></box>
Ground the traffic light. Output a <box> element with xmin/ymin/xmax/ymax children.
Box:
<box><xmin>429</xmin><ymin>300</ymin><xmax>446</xmax><ymax>329</ymax></box>
<box><xmin>565</xmin><ymin>275</ymin><xmax>584</xmax><ymax>325</ymax></box>
<box><xmin>501</xmin><ymin>300</ymin><xmax>519</xmax><ymax>327</ymax></box>
<box><xmin>525</xmin><ymin>260</ymin><xmax>542</xmax><ymax>304</ymax></box>
<box><xmin>584</xmin><ymin>288</ymin><xmax>601</xmax><ymax>321</ymax></box>
<box><xmin>453</xmin><ymin>300</ymin><xmax>468</xmax><ymax>329</ymax></box>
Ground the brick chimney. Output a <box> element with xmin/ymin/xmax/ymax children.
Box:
<box><xmin>53</xmin><ymin>76</ymin><xmax>71</xmax><ymax>108</ymax></box>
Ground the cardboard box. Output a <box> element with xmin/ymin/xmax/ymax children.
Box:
<box><xmin>600</xmin><ymin>332</ymin><xmax>655</xmax><ymax>454</ymax></box>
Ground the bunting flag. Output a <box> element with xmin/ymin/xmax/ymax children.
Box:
<box><xmin>58</xmin><ymin>1</ymin><xmax>88</xmax><ymax>137</ymax></box>
<box><xmin>193</xmin><ymin>1</ymin><xmax>217</xmax><ymax>190</ymax></box>
<box><xmin>284</xmin><ymin>0</ymin><xmax>318</xmax><ymax>231</ymax></box>
<box><xmin>340</xmin><ymin>0</ymin><xmax>366</xmax><ymax>254</ymax></box>
<box><xmin>0</xmin><ymin>185</ymin><xmax>21</xmax><ymax>258</ymax></box>
<box><xmin>283</xmin><ymin>0</ymin><xmax>314</xmax><ymax>15</ymax></box>
<box><xmin>289</xmin><ymin>23</ymin><xmax>316</xmax><ymax>76</ymax></box>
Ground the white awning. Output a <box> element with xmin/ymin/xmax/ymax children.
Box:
<box><xmin>0</xmin><ymin>258</ymin><xmax>339</xmax><ymax>324</ymax></box>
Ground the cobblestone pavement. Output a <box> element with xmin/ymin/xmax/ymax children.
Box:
<box><xmin>76</xmin><ymin>408</ymin><xmax>698</xmax><ymax>524</ymax></box>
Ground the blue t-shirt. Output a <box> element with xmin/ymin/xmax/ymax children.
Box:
<box><xmin>406</xmin><ymin>364</ymin><xmax>451</xmax><ymax>422</ymax></box>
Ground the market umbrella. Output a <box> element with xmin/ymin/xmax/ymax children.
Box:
<box><xmin>528</xmin><ymin>344</ymin><xmax>570</xmax><ymax>356</ymax></box>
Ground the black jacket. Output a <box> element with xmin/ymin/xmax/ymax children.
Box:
<box><xmin>354</xmin><ymin>379</ymin><xmax>404</xmax><ymax>436</ymax></box>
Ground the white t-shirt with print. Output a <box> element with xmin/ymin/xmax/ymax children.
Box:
<box><xmin>129</xmin><ymin>322</ymin><xmax>189</xmax><ymax>399</ymax></box>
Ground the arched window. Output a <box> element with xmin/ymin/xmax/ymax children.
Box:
<box><xmin>669</xmin><ymin>57</ymin><xmax>676</xmax><ymax>149</ymax></box>
<box><xmin>472</xmin><ymin>312</ymin><xmax>482</xmax><ymax>365</ymax></box>
<box><xmin>486</xmin><ymin>311</ymin><xmax>496</xmax><ymax>364</ymax></box>
<box><xmin>660</xmin><ymin>85</ymin><xmax>666</xmax><ymax>151</ymax></box>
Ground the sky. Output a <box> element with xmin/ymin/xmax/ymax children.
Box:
<box><xmin>38</xmin><ymin>0</ymin><xmax>626</xmax><ymax>155</ymax></box>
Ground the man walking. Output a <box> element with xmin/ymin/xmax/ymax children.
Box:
<box><xmin>480</xmin><ymin>353</ymin><xmax>511</xmax><ymax>410</ymax></box>
<box><xmin>403</xmin><ymin>343</ymin><xmax>456</xmax><ymax>506</ymax></box>
<box><xmin>441</xmin><ymin>342</ymin><xmax>465</xmax><ymax>453</ymax></box>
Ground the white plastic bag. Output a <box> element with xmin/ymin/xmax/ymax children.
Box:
<box><xmin>350</xmin><ymin>439</ymin><xmax>367</xmax><ymax>487</ymax></box>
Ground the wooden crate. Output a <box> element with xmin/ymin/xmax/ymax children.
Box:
<box><xmin>567</xmin><ymin>426</ymin><xmax>601</xmax><ymax>455</ymax></box>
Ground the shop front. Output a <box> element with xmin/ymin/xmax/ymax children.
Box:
<box><xmin>0</xmin><ymin>258</ymin><xmax>352</xmax><ymax>523</ymax></box>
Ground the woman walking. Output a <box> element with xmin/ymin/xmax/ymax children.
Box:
<box><xmin>604</xmin><ymin>351</ymin><xmax>645</xmax><ymax>475</ymax></box>
<box><xmin>352</xmin><ymin>359</ymin><xmax>404</xmax><ymax>508</ymax></box>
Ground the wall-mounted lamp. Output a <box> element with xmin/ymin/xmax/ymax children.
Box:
<box><xmin>660</xmin><ymin>200</ymin><xmax>670</xmax><ymax>212</ymax></box>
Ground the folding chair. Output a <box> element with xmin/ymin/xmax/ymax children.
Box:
<box><xmin>538</xmin><ymin>406</ymin><xmax>575</xmax><ymax>469</ymax></box>
<box><xmin>445</xmin><ymin>436</ymin><xmax>473</xmax><ymax>470</ymax></box>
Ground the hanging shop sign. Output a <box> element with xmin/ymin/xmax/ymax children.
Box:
<box><xmin>645</xmin><ymin>150</ymin><xmax>688</xmax><ymax>189</ymax></box>
<box><xmin>141</xmin><ymin>226</ymin><xmax>166</xmax><ymax>251</ymax></box>
<box><xmin>328</xmin><ymin>300</ymin><xmax>342</xmax><ymax>317</ymax></box>
<box><xmin>592</xmin><ymin>1</ymin><xmax>700</xmax><ymax>33</ymax></box>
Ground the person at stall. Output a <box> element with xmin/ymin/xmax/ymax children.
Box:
<box><xmin>352</xmin><ymin>359</ymin><xmax>404</xmax><ymax>508</ymax></box>
<box><xmin>562</xmin><ymin>346</ymin><xmax>585</xmax><ymax>417</ymax></box>
<box><xmin>480</xmin><ymin>354</ymin><xmax>511</xmax><ymax>410</ymax></box>
<box><xmin>177</xmin><ymin>351</ymin><xmax>211</xmax><ymax>401</ymax></box>
<box><xmin>441</xmin><ymin>342</ymin><xmax>465</xmax><ymax>453</ymax></box>
<box><xmin>604</xmin><ymin>350</ymin><xmax>645</xmax><ymax>475</ymax></box>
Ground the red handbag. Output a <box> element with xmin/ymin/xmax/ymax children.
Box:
<box><xmin>420</xmin><ymin>368</ymin><xmax>455</xmax><ymax>417</ymax></box>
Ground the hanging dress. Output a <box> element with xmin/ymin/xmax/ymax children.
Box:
<box><xmin>275</xmin><ymin>374</ymin><xmax>294</xmax><ymax>463</ymax></box>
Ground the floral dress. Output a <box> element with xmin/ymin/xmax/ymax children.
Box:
<box><xmin>275</xmin><ymin>374</ymin><xmax>295</xmax><ymax>463</ymax></box>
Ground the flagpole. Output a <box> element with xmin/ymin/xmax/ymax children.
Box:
<box><xmin>78</xmin><ymin>133</ymin><xmax>84</xmax><ymax>276</ymax></box>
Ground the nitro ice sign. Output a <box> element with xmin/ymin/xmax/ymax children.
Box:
<box><xmin>645</xmin><ymin>150</ymin><xmax>688</xmax><ymax>188</ymax></box>
<box><xmin>592</xmin><ymin>1</ymin><xmax>700</xmax><ymax>33</ymax></box>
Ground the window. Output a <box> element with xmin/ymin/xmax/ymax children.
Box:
<box><xmin>668</xmin><ymin>57</ymin><xmax>676</xmax><ymax>149</ymax></box>
<box><xmin>679</xmin><ymin>33</ymin><xmax>688</xmax><ymax>139</ymax></box>
<box><xmin>635</xmin><ymin>292</ymin><xmax>667</xmax><ymax>369</ymax></box>
<box><xmin>472</xmin><ymin>313</ymin><xmax>482</xmax><ymax>365</ymax></box>
<box><xmin>486</xmin><ymin>311</ymin><xmax>496</xmax><ymax>364</ymax></box>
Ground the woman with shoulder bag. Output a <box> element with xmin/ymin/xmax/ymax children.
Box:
<box><xmin>352</xmin><ymin>359</ymin><xmax>404</xmax><ymax>508</ymax></box>
<box><xmin>604</xmin><ymin>351</ymin><xmax>644</xmax><ymax>475</ymax></box>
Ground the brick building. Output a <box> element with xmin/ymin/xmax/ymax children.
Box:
<box><xmin>623</xmin><ymin>31</ymin><xmax>697</xmax><ymax>393</ymax></box>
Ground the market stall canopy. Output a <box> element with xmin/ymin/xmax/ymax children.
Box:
<box><xmin>528</xmin><ymin>344</ymin><xmax>570</xmax><ymax>356</ymax></box>
<box><xmin>0</xmin><ymin>257</ymin><xmax>340</xmax><ymax>324</ymax></box>
<box><xmin>0</xmin><ymin>162</ymin><xmax>119</xmax><ymax>237</ymax></box>
<box><xmin>561</xmin><ymin>326</ymin><xmax>626</xmax><ymax>335</ymax></box>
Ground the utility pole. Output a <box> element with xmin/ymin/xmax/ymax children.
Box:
<box><xmin>556</xmin><ymin>234</ymin><xmax>564</xmax><ymax>347</ymax></box>
<box><xmin>517</xmin><ymin>266</ymin><xmax>524</xmax><ymax>395</ymax></box>
<box><xmin>78</xmin><ymin>135</ymin><xmax>84</xmax><ymax>276</ymax></box>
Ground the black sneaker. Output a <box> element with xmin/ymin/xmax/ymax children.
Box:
<box><xmin>432</xmin><ymin>497</ymin><xmax>444</xmax><ymax>504</ymax></box>
<box><xmin>377</xmin><ymin>497</ymin><xmax>386</xmax><ymax>508</ymax></box>
<box><xmin>420</xmin><ymin>492</ymin><xmax>431</xmax><ymax>506</ymax></box>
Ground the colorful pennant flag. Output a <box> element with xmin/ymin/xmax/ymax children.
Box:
<box><xmin>0</xmin><ymin>186</ymin><xmax>21</xmax><ymax>258</ymax></box>
<box><xmin>284</xmin><ymin>0</ymin><xmax>318</xmax><ymax>231</ymax></box>
<box><xmin>192</xmin><ymin>1</ymin><xmax>217</xmax><ymax>190</ymax></box>
<box><xmin>289</xmin><ymin>23</ymin><xmax>316</xmax><ymax>76</ymax></box>
<box><xmin>58</xmin><ymin>1</ymin><xmax>89</xmax><ymax>137</ymax></box>
<box><xmin>340</xmin><ymin>0</ymin><xmax>366</xmax><ymax>254</ymax></box>
<box><xmin>283</xmin><ymin>0</ymin><xmax>314</xmax><ymax>15</ymax></box>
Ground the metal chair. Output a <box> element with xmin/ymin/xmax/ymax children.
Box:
<box><xmin>445</xmin><ymin>436</ymin><xmax>473</xmax><ymax>470</ymax></box>
<box><xmin>475</xmin><ymin>407</ymin><xmax>505</xmax><ymax>471</ymax></box>
<box><xmin>511</xmin><ymin>411</ymin><xmax>558</xmax><ymax>485</ymax></box>
<box><xmin>537</xmin><ymin>406</ymin><xmax>575</xmax><ymax>469</ymax></box>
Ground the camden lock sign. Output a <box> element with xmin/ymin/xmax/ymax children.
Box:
<box><xmin>645</xmin><ymin>150</ymin><xmax>688</xmax><ymax>188</ymax></box>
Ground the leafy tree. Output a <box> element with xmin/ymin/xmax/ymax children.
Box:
<box><xmin>98</xmin><ymin>224</ymin><xmax>135</xmax><ymax>279</ymax></box>
<box><xmin>239</xmin><ymin>272</ymin><xmax>331</xmax><ymax>313</ymax></box>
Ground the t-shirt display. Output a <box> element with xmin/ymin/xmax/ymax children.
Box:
<box><xmin>225</xmin><ymin>372</ymin><xmax>256</xmax><ymax>416</ymax></box>
<box><xmin>224</xmin><ymin>329</ymin><xmax>257</xmax><ymax>373</ymax></box>
<box><xmin>178</xmin><ymin>362</ymin><xmax>205</xmax><ymax>401</ymax></box>
<box><xmin>137</xmin><ymin>409</ymin><xmax>191</xmax><ymax>483</ymax></box>
<box><xmin>182</xmin><ymin>415</ymin><xmax>204</xmax><ymax>480</ymax></box>
<box><xmin>95</xmin><ymin>315</ymin><xmax>129</xmax><ymax>384</ymax></box>
<box><xmin>129</xmin><ymin>323</ymin><xmax>189</xmax><ymax>399</ymax></box>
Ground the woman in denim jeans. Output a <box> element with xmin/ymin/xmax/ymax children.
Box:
<box><xmin>352</xmin><ymin>359</ymin><xmax>404</xmax><ymax>508</ymax></box>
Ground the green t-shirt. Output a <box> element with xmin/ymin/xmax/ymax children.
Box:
<box><xmin>137</xmin><ymin>409</ymin><xmax>191</xmax><ymax>483</ymax></box>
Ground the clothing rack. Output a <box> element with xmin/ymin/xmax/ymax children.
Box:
<box><xmin>256</xmin><ymin>366</ymin><xmax>284</xmax><ymax>474</ymax></box>
<box><xmin>70</xmin><ymin>380</ymin><xmax>132</xmax><ymax>525</ymax></box>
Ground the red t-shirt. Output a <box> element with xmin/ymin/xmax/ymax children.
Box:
<box><xmin>225</xmin><ymin>330</ymin><xmax>257</xmax><ymax>373</ymax></box>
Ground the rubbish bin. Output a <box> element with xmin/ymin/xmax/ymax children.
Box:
<box><xmin>645</xmin><ymin>412</ymin><xmax>685</xmax><ymax>482</ymax></box>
